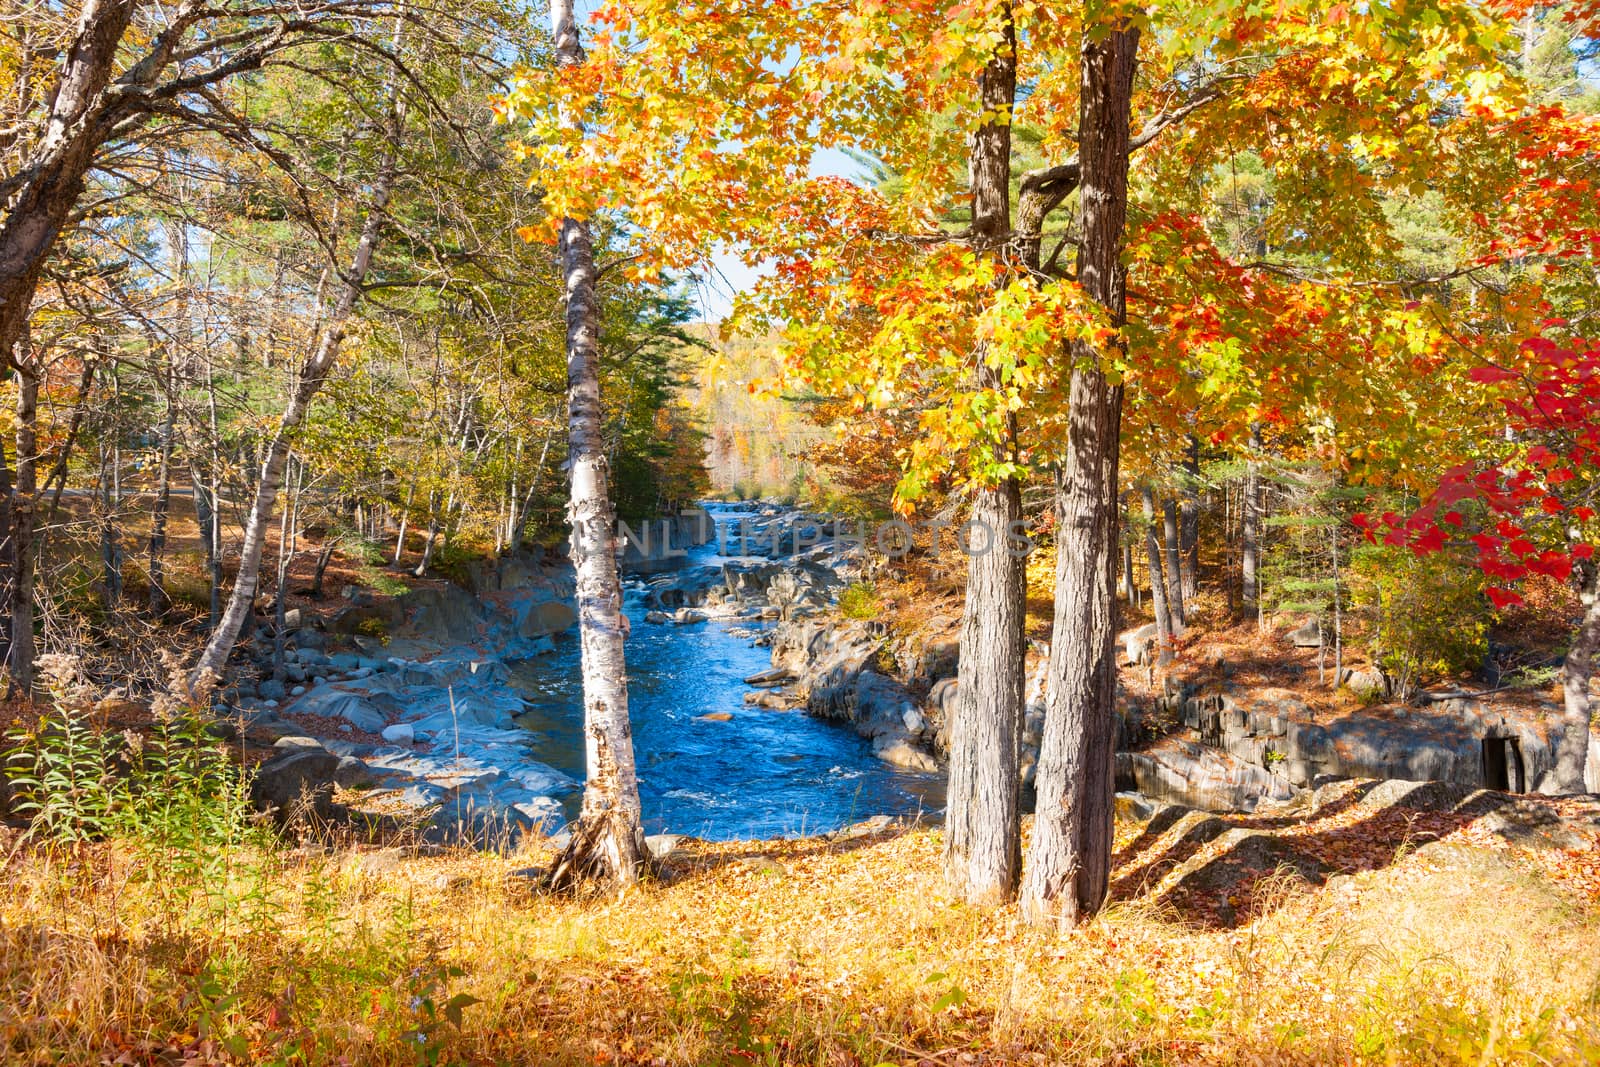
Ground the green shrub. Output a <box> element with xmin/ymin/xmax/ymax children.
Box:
<box><xmin>838</xmin><ymin>581</ymin><xmax>879</xmax><ymax>621</ymax></box>
<box><xmin>1350</xmin><ymin>546</ymin><xmax>1488</xmax><ymax>697</ymax></box>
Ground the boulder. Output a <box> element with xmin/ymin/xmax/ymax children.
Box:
<box><xmin>673</xmin><ymin>609</ymin><xmax>709</xmax><ymax>625</ymax></box>
<box><xmin>341</xmin><ymin>704</ymin><xmax>387</xmax><ymax>735</ymax></box>
<box><xmin>1289</xmin><ymin>617</ymin><xmax>1323</xmax><ymax>648</ymax></box>
<box><xmin>522</xmin><ymin>599</ymin><xmax>577</xmax><ymax>638</ymax></box>
<box><xmin>381</xmin><ymin>723</ymin><xmax>415</xmax><ymax>746</ymax></box>
<box><xmin>334</xmin><ymin>756</ymin><xmax>381</xmax><ymax>789</ymax></box>
<box><xmin>1121</xmin><ymin>623</ymin><xmax>1160</xmax><ymax>665</ymax></box>
<box><xmin>257</xmin><ymin>678</ymin><xmax>287</xmax><ymax>701</ymax></box>
<box><xmin>398</xmin><ymin>584</ymin><xmax>484</xmax><ymax>644</ymax></box>
<box><xmin>644</xmin><ymin>611</ymin><xmax>671</xmax><ymax>625</ymax></box>
<box><xmin>872</xmin><ymin>734</ymin><xmax>938</xmax><ymax>772</ymax></box>
<box><xmin>250</xmin><ymin>747</ymin><xmax>339</xmax><ymax>822</ymax></box>
<box><xmin>1338</xmin><ymin>665</ymin><xmax>1389</xmax><ymax>700</ymax></box>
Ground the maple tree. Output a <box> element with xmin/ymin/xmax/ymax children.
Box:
<box><xmin>1358</xmin><ymin>331</ymin><xmax>1600</xmax><ymax>792</ymax></box>
<box><xmin>503</xmin><ymin>0</ymin><xmax>1600</xmax><ymax>922</ymax></box>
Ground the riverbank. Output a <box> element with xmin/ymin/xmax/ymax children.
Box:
<box><xmin>231</xmin><ymin>503</ymin><xmax>942</xmax><ymax>843</ymax></box>
<box><xmin>5</xmin><ymin>776</ymin><xmax>1598</xmax><ymax>1065</ymax></box>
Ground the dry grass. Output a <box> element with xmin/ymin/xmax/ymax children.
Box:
<box><xmin>1</xmin><ymin>798</ymin><xmax>1597</xmax><ymax>1066</ymax></box>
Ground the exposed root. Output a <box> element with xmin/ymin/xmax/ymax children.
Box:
<box><xmin>545</xmin><ymin>810</ymin><xmax>645</xmax><ymax>892</ymax></box>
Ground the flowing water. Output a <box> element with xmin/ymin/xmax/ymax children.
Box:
<box><xmin>507</xmin><ymin>513</ymin><xmax>944</xmax><ymax>839</ymax></box>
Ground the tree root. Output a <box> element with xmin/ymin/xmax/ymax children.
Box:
<box><xmin>544</xmin><ymin>811</ymin><xmax>645</xmax><ymax>893</ymax></box>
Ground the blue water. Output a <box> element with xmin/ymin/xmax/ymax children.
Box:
<box><xmin>508</xmin><ymin>518</ymin><xmax>944</xmax><ymax>840</ymax></box>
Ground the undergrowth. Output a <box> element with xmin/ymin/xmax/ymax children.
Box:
<box><xmin>0</xmin><ymin>659</ymin><xmax>1596</xmax><ymax>1064</ymax></box>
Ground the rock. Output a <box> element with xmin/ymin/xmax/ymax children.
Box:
<box><xmin>329</xmin><ymin>602</ymin><xmax>400</xmax><ymax>636</ymax></box>
<box><xmin>327</xmin><ymin>652</ymin><xmax>361</xmax><ymax>671</ymax></box>
<box><xmin>285</xmin><ymin>665</ymin><xmax>307</xmax><ymax>683</ymax></box>
<box><xmin>1121</xmin><ymin>623</ymin><xmax>1160</xmax><ymax>665</ymax></box>
<box><xmin>257</xmin><ymin>678</ymin><xmax>287</xmax><ymax>701</ymax></box>
<box><xmin>290</xmin><ymin>685</ymin><xmax>307</xmax><ymax>697</ymax></box>
<box><xmin>273</xmin><ymin>735</ymin><xmax>326</xmax><ymax>751</ymax></box>
<box><xmin>295</xmin><ymin>630</ymin><xmax>329</xmax><ymax>651</ymax></box>
<box><xmin>250</xmin><ymin>747</ymin><xmax>339</xmax><ymax>821</ymax></box>
<box><xmin>1290</xmin><ymin>617</ymin><xmax>1323</xmax><ymax>648</ymax></box>
<box><xmin>673</xmin><ymin>609</ymin><xmax>709</xmax><ymax>625</ymax></box>
<box><xmin>283</xmin><ymin>608</ymin><xmax>304</xmax><ymax>629</ymax></box>
<box><xmin>341</xmin><ymin>704</ymin><xmax>387</xmax><ymax>734</ymax></box>
<box><xmin>744</xmin><ymin>666</ymin><xmax>795</xmax><ymax>687</ymax></box>
<box><xmin>697</xmin><ymin>711</ymin><xmax>734</xmax><ymax>722</ymax></box>
<box><xmin>1338</xmin><ymin>665</ymin><xmax>1389</xmax><ymax>700</ymax></box>
<box><xmin>398</xmin><ymin>585</ymin><xmax>484</xmax><ymax>644</ymax></box>
<box><xmin>831</xmin><ymin>814</ymin><xmax>896</xmax><ymax>841</ymax></box>
<box><xmin>1114</xmin><ymin>791</ymin><xmax>1165</xmax><ymax>823</ymax></box>
<box><xmin>644</xmin><ymin>611</ymin><xmax>671</xmax><ymax>624</ymax></box>
<box><xmin>334</xmin><ymin>755</ymin><xmax>380</xmax><ymax>789</ymax></box>
<box><xmin>381</xmin><ymin>723</ymin><xmax>415</xmax><ymax>746</ymax></box>
<box><xmin>523</xmin><ymin>600</ymin><xmax>578</xmax><ymax>637</ymax></box>
<box><xmin>645</xmin><ymin>834</ymin><xmax>683</xmax><ymax>860</ymax></box>
<box><xmin>872</xmin><ymin>734</ymin><xmax>938</xmax><ymax>772</ymax></box>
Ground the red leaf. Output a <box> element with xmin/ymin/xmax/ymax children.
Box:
<box><xmin>1486</xmin><ymin>586</ymin><xmax>1525</xmax><ymax>609</ymax></box>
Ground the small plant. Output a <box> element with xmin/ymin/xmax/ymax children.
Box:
<box><xmin>355</xmin><ymin>615</ymin><xmax>391</xmax><ymax>641</ymax></box>
<box><xmin>839</xmin><ymin>581</ymin><xmax>879</xmax><ymax>621</ymax></box>
<box><xmin>3</xmin><ymin>656</ymin><xmax>122</xmax><ymax>842</ymax></box>
<box><xmin>1350</xmin><ymin>545</ymin><xmax>1489</xmax><ymax>698</ymax></box>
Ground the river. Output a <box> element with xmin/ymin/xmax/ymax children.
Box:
<box><xmin>505</xmin><ymin>507</ymin><xmax>944</xmax><ymax>839</ymax></box>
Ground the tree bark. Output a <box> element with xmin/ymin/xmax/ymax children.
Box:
<box><xmin>1021</xmin><ymin>19</ymin><xmax>1139</xmax><ymax>928</ymax></box>
<box><xmin>1142</xmin><ymin>487</ymin><xmax>1174</xmax><ymax>644</ymax></box>
<box><xmin>147</xmin><ymin>372</ymin><xmax>175</xmax><ymax>614</ymax></box>
<box><xmin>1162</xmin><ymin>496</ymin><xmax>1185</xmax><ymax>630</ymax></box>
<box><xmin>1180</xmin><ymin>435</ymin><xmax>1200</xmax><ymax>600</ymax></box>
<box><xmin>0</xmin><ymin>0</ymin><xmax>140</xmax><ymax>364</ymax></box>
<box><xmin>943</xmin><ymin>2</ymin><xmax>1025</xmax><ymax>906</ymax></box>
<box><xmin>1555</xmin><ymin>563</ymin><xmax>1600</xmax><ymax>793</ymax></box>
<box><xmin>545</xmin><ymin>0</ymin><xmax>644</xmax><ymax>890</ymax></box>
<box><xmin>1242</xmin><ymin>426</ymin><xmax>1261</xmax><ymax>612</ymax></box>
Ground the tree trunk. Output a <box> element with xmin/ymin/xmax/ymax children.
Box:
<box><xmin>0</xmin><ymin>418</ymin><xmax>15</xmax><ymax>676</ymax></box>
<box><xmin>0</xmin><ymin>0</ymin><xmax>139</xmax><ymax>363</ymax></box>
<box><xmin>1180</xmin><ymin>435</ymin><xmax>1200</xmax><ymax>600</ymax></box>
<box><xmin>1021</xmin><ymin>18</ymin><xmax>1138</xmax><ymax>928</ymax></box>
<box><xmin>98</xmin><ymin>438</ymin><xmax>123</xmax><ymax>610</ymax></box>
<box><xmin>545</xmin><ymin>0</ymin><xmax>644</xmax><ymax>890</ymax></box>
<box><xmin>1162</xmin><ymin>496</ymin><xmax>1185</xmax><ymax>630</ymax></box>
<box><xmin>1142</xmin><ymin>487</ymin><xmax>1174</xmax><ymax>644</ymax></box>
<box><xmin>189</xmin><ymin>98</ymin><xmax>401</xmax><ymax>687</ymax></box>
<box><xmin>944</xmin><ymin>480</ymin><xmax>1025</xmax><ymax>903</ymax></box>
<box><xmin>147</xmin><ymin>381</ymin><xmax>175</xmax><ymax>614</ymax></box>
<box><xmin>943</xmin><ymin>2</ymin><xmax>1025</xmax><ymax>906</ymax></box>
<box><xmin>1555</xmin><ymin>564</ymin><xmax>1600</xmax><ymax>793</ymax></box>
<box><xmin>310</xmin><ymin>541</ymin><xmax>337</xmax><ymax>598</ymax></box>
<box><xmin>10</xmin><ymin>360</ymin><xmax>37</xmax><ymax>694</ymax></box>
<box><xmin>1242</xmin><ymin>426</ymin><xmax>1261</xmax><ymax>612</ymax></box>
<box><xmin>1121</xmin><ymin>540</ymin><xmax>1135</xmax><ymax>603</ymax></box>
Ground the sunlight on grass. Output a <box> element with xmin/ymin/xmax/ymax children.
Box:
<box><xmin>1</xmin><ymin>823</ymin><xmax>1596</xmax><ymax>1065</ymax></box>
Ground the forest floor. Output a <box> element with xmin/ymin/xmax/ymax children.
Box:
<box><xmin>3</xmin><ymin>779</ymin><xmax>1598</xmax><ymax>1065</ymax></box>
<box><xmin>8</xmin><ymin>515</ymin><xmax>1600</xmax><ymax>1063</ymax></box>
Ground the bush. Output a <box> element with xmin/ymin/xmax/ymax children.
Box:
<box><xmin>1350</xmin><ymin>546</ymin><xmax>1489</xmax><ymax>697</ymax></box>
<box><xmin>838</xmin><ymin>581</ymin><xmax>880</xmax><ymax>621</ymax></box>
